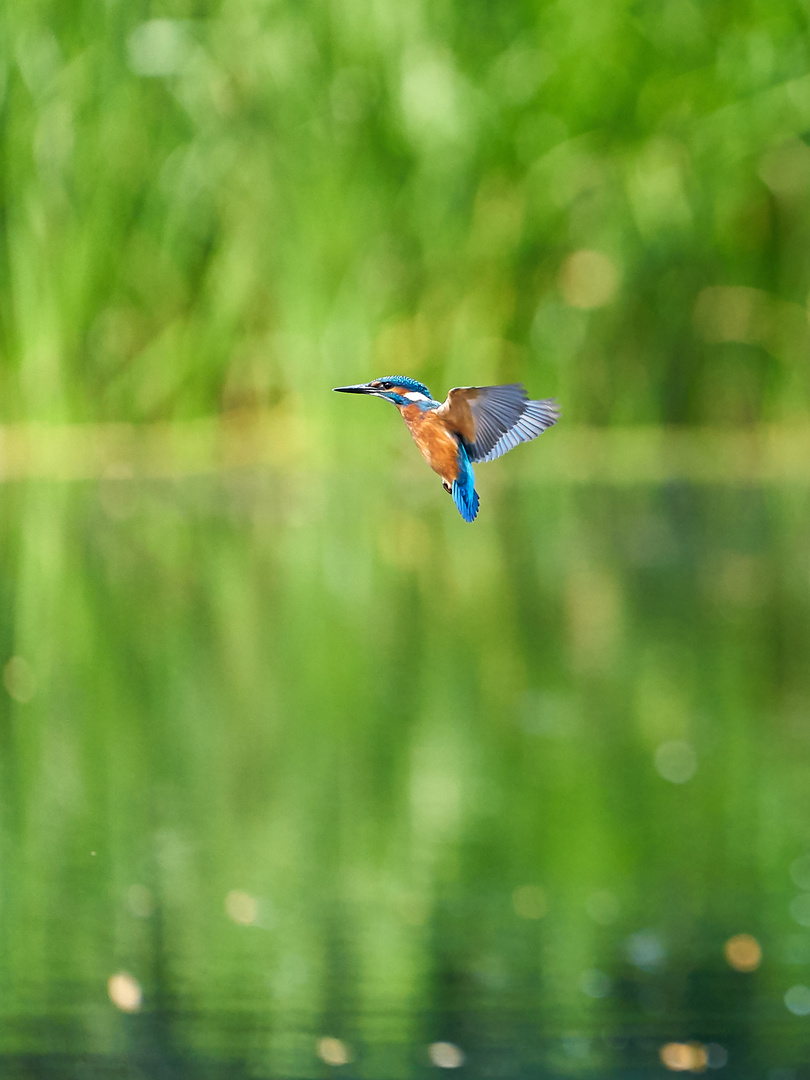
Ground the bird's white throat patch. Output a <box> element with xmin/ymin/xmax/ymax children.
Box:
<box><xmin>404</xmin><ymin>390</ymin><xmax>429</xmax><ymax>402</ymax></box>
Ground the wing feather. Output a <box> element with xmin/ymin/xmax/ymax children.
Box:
<box><xmin>438</xmin><ymin>385</ymin><xmax>559</xmax><ymax>463</ymax></box>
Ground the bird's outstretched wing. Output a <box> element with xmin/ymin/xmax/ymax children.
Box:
<box><xmin>437</xmin><ymin>385</ymin><xmax>559</xmax><ymax>463</ymax></box>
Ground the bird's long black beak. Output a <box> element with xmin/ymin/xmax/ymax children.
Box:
<box><xmin>333</xmin><ymin>383</ymin><xmax>376</xmax><ymax>394</ymax></box>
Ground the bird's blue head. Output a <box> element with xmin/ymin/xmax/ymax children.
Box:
<box><xmin>333</xmin><ymin>376</ymin><xmax>434</xmax><ymax>406</ymax></box>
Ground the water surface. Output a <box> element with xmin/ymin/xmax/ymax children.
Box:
<box><xmin>1</xmin><ymin>474</ymin><xmax>808</xmax><ymax>1078</ymax></box>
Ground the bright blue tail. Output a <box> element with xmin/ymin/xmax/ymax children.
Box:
<box><xmin>451</xmin><ymin>445</ymin><xmax>479</xmax><ymax>522</ymax></box>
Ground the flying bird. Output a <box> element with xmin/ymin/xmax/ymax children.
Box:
<box><xmin>333</xmin><ymin>376</ymin><xmax>559</xmax><ymax>522</ymax></box>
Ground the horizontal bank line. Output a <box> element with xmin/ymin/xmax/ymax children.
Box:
<box><xmin>0</xmin><ymin>416</ymin><xmax>808</xmax><ymax>483</ymax></box>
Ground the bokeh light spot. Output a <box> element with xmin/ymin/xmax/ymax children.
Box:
<box><xmin>127</xmin><ymin>20</ymin><xmax>189</xmax><ymax>78</ymax></box>
<box><xmin>790</xmin><ymin>855</ymin><xmax>810</xmax><ymax>891</ymax></box>
<box><xmin>724</xmin><ymin>933</ymin><xmax>762</xmax><ymax>972</ymax></box>
<box><xmin>428</xmin><ymin>1042</ymin><xmax>465</xmax><ymax>1068</ymax></box>
<box><xmin>785</xmin><ymin>985</ymin><xmax>810</xmax><ymax>1015</ymax></box>
<box><xmin>107</xmin><ymin>972</ymin><xmax>142</xmax><ymax>1013</ymax></box>
<box><xmin>490</xmin><ymin>44</ymin><xmax>548</xmax><ymax>106</ymax></box>
<box><xmin>654</xmin><ymin>740</ymin><xmax>697</xmax><ymax>783</ymax></box>
<box><xmin>3</xmin><ymin>657</ymin><xmax>36</xmax><ymax>703</ymax></box>
<box><xmin>789</xmin><ymin>894</ymin><xmax>810</xmax><ymax>927</ymax></box>
<box><xmin>512</xmin><ymin>884</ymin><xmax>547</xmax><ymax>919</ymax></box>
<box><xmin>126</xmin><ymin>884</ymin><xmax>154</xmax><ymax>918</ymax></box>
<box><xmin>225</xmin><ymin>890</ymin><xmax>258</xmax><ymax>925</ymax></box>
<box><xmin>580</xmin><ymin>968</ymin><xmax>611</xmax><ymax>998</ymax></box>
<box><xmin>693</xmin><ymin>286</ymin><xmax>765</xmax><ymax>344</ymax></box>
<box><xmin>559</xmin><ymin>250</ymin><xmax>620</xmax><ymax>309</ymax></box>
<box><xmin>660</xmin><ymin>1042</ymin><xmax>708</xmax><ymax>1071</ymax></box>
<box><xmin>626</xmin><ymin>136</ymin><xmax>691</xmax><ymax>236</ymax></box>
<box><xmin>626</xmin><ymin>929</ymin><xmax>666</xmax><ymax>970</ymax></box>
<box><xmin>705</xmin><ymin>1043</ymin><xmax>728</xmax><ymax>1069</ymax></box>
<box><xmin>317</xmin><ymin>1037</ymin><xmax>351</xmax><ymax>1066</ymax></box>
<box><xmin>400</xmin><ymin>48</ymin><xmax>467</xmax><ymax>147</ymax></box>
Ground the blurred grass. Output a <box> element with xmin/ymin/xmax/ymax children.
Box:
<box><xmin>1</xmin><ymin>0</ymin><xmax>809</xmax><ymax>434</ymax></box>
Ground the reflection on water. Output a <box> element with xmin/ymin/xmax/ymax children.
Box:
<box><xmin>0</xmin><ymin>474</ymin><xmax>809</xmax><ymax>1078</ymax></box>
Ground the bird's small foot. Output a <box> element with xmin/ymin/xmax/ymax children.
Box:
<box><xmin>442</xmin><ymin>480</ymin><xmax>452</xmax><ymax>494</ymax></box>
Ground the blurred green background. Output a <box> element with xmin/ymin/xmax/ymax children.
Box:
<box><xmin>3</xmin><ymin>0</ymin><xmax>810</xmax><ymax>430</ymax></box>
<box><xmin>1</xmin><ymin>1</ymin><xmax>810</xmax><ymax>1078</ymax></box>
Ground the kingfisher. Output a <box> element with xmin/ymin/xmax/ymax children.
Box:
<box><xmin>333</xmin><ymin>376</ymin><xmax>559</xmax><ymax>522</ymax></box>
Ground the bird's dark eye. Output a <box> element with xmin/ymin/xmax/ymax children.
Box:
<box><xmin>381</xmin><ymin>381</ymin><xmax>393</xmax><ymax>390</ymax></box>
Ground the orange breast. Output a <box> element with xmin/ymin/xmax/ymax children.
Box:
<box><xmin>400</xmin><ymin>405</ymin><xmax>460</xmax><ymax>484</ymax></box>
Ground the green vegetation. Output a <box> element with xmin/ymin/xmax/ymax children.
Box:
<box><xmin>1</xmin><ymin>1</ymin><xmax>809</xmax><ymax>1075</ymax></box>
<box><xmin>1</xmin><ymin>0</ymin><xmax>809</xmax><ymax>432</ymax></box>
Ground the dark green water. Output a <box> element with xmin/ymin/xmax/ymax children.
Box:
<box><xmin>1</xmin><ymin>474</ymin><xmax>809</xmax><ymax>1078</ymax></box>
